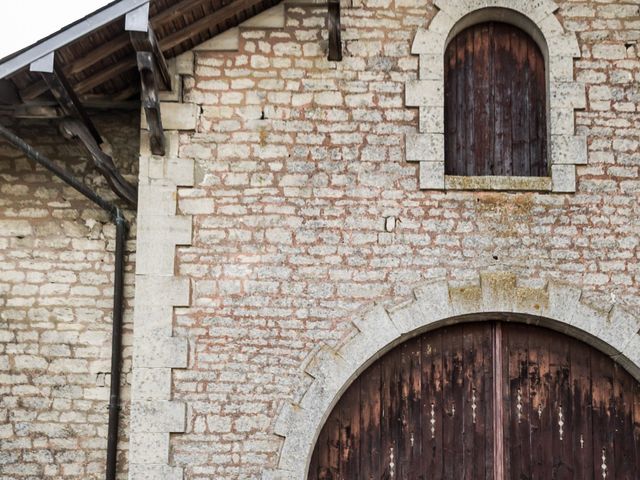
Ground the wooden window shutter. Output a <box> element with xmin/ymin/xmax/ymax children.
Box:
<box><xmin>444</xmin><ymin>22</ymin><xmax>547</xmax><ymax>177</ymax></box>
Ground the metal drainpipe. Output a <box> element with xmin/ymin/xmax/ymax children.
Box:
<box><xmin>0</xmin><ymin>124</ymin><xmax>130</xmax><ymax>480</ymax></box>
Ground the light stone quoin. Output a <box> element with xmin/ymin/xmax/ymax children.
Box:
<box><xmin>130</xmin><ymin>92</ymin><xmax>198</xmax><ymax>478</ymax></box>
<box><xmin>406</xmin><ymin>0</ymin><xmax>587</xmax><ymax>192</ymax></box>
<box><xmin>268</xmin><ymin>271</ymin><xmax>640</xmax><ymax>480</ymax></box>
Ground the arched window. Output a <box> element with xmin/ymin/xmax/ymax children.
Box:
<box><xmin>444</xmin><ymin>22</ymin><xmax>547</xmax><ymax>177</ymax></box>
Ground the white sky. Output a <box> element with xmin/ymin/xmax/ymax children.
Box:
<box><xmin>0</xmin><ymin>0</ymin><xmax>113</xmax><ymax>59</ymax></box>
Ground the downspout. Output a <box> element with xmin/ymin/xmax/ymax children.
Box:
<box><xmin>0</xmin><ymin>124</ymin><xmax>130</xmax><ymax>480</ymax></box>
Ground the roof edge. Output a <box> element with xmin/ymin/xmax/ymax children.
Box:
<box><xmin>0</xmin><ymin>0</ymin><xmax>149</xmax><ymax>80</ymax></box>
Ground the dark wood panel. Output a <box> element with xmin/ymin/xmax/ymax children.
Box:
<box><xmin>445</xmin><ymin>22</ymin><xmax>547</xmax><ymax>176</ymax></box>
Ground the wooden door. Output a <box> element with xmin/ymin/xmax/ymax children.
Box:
<box><xmin>308</xmin><ymin>322</ymin><xmax>640</xmax><ymax>479</ymax></box>
<box><xmin>444</xmin><ymin>22</ymin><xmax>547</xmax><ymax>177</ymax></box>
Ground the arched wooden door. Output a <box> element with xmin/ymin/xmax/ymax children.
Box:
<box><xmin>309</xmin><ymin>322</ymin><xmax>640</xmax><ymax>479</ymax></box>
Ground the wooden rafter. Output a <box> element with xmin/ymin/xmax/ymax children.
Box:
<box><xmin>126</xmin><ymin>3</ymin><xmax>171</xmax><ymax>89</ymax></box>
<box><xmin>18</xmin><ymin>0</ymin><xmax>268</xmax><ymax>100</ymax></box>
<box><xmin>159</xmin><ymin>0</ymin><xmax>265</xmax><ymax>51</ymax></box>
<box><xmin>328</xmin><ymin>0</ymin><xmax>342</xmax><ymax>61</ymax></box>
<box><xmin>30</xmin><ymin>52</ymin><xmax>103</xmax><ymax>144</ymax></box>
<box><xmin>0</xmin><ymin>79</ymin><xmax>20</xmax><ymax>105</ymax></box>
<box><xmin>126</xmin><ymin>3</ymin><xmax>167</xmax><ymax>156</ymax></box>
<box><xmin>59</xmin><ymin>119</ymin><xmax>138</xmax><ymax>206</ymax></box>
<box><xmin>136</xmin><ymin>52</ymin><xmax>165</xmax><ymax>156</ymax></box>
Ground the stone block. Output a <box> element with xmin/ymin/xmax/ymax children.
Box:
<box><xmin>129</xmin><ymin>432</ymin><xmax>170</xmax><ymax>464</ymax></box>
<box><xmin>419</xmin><ymin>107</ymin><xmax>444</xmax><ymax>133</ymax></box>
<box><xmin>546</xmin><ymin>33</ymin><xmax>581</xmax><ymax>58</ymax></box>
<box><xmin>139</xmin><ymin>156</ymin><xmax>195</xmax><ymax>187</ymax></box>
<box><xmin>304</xmin><ymin>345</ymin><xmax>353</xmax><ymax>393</ymax></box>
<box><xmin>129</xmin><ymin>464</ymin><xmax>183</xmax><ymax>480</ymax></box>
<box><xmin>133</xmin><ymin>305</ymin><xmax>174</xmax><ymax>337</ymax></box>
<box><xmin>545</xmin><ymin>281</ymin><xmax>582</xmax><ymax>326</ymax></box>
<box><xmin>551</xmin><ymin>164</ymin><xmax>576</xmax><ymax>193</ymax></box>
<box><xmin>408</xmin><ymin>279</ymin><xmax>452</xmax><ymax>323</ymax></box>
<box><xmin>130</xmin><ymin>400</ymin><xmax>186</xmax><ymax>433</ymax></box>
<box><xmin>550</xmin><ymin>82</ymin><xmax>586</xmax><ymax>110</ymax></box>
<box><xmin>135</xmin><ymin>276</ymin><xmax>191</xmax><ymax>307</ymax></box>
<box><xmin>427</xmin><ymin>11</ymin><xmax>456</xmax><ymax>36</ymax></box>
<box><xmin>538</xmin><ymin>12</ymin><xmax>564</xmax><ymax>39</ymax></box>
<box><xmin>131</xmin><ymin>368</ymin><xmax>172</xmax><ymax>400</ymax></box>
<box><xmin>419</xmin><ymin>161</ymin><xmax>445</xmax><ymax>189</ymax></box>
<box><xmin>406</xmin><ymin>133</ymin><xmax>444</xmax><ymax>161</ymax></box>
<box><xmin>549</xmin><ymin>108</ymin><xmax>575</xmax><ymax>135</ymax></box>
<box><xmin>548</xmin><ymin>56</ymin><xmax>575</xmax><ymax>82</ymax></box>
<box><xmin>411</xmin><ymin>29</ymin><xmax>446</xmax><ymax>55</ymax></box>
<box><xmin>480</xmin><ymin>272</ymin><xmax>516</xmax><ymax>312</ymax></box>
<box><xmin>551</xmin><ymin>135</ymin><xmax>588</xmax><ymax>165</ymax></box>
<box><xmin>449</xmin><ymin>286</ymin><xmax>482</xmax><ymax>316</ymax></box>
<box><xmin>405</xmin><ymin>80</ymin><xmax>444</xmax><ymax>108</ymax></box>
<box><xmin>133</xmin><ymin>336</ymin><xmax>188</xmax><ymax>368</ymax></box>
<box><xmin>174</xmin><ymin>51</ymin><xmax>194</xmax><ymax>75</ymax></box>
<box><xmin>137</xmin><ymin>184</ymin><xmax>177</xmax><ymax>216</ymax></box>
<box><xmin>419</xmin><ymin>55</ymin><xmax>444</xmax><ymax>81</ymax></box>
<box><xmin>141</xmin><ymin>102</ymin><xmax>199</xmax><ymax>131</ymax></box>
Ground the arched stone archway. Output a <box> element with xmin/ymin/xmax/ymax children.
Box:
<box><xmin>266</xmin><ymin>272</ymin><xmax>640</xmax><ymax>479</ymax></box>
<box><xmin>405</xmin><ymin>0</ymin><xmax>586</xmax><ymax>192</ymax></box>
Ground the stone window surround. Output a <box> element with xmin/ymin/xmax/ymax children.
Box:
<box><xmin>405</xmin><ymin>0</ymin><xmax>587</xmax><ymax>193</ymax></box>
<box><xmin>268</xmin><ymin>271</ymin><xmax>640</xmax><ymax>479</ymax></box>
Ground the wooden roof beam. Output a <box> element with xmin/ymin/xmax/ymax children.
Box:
<box><xmin>30</xmin><ymin>52</ymin><xmax>103</xmax><ymax>144</ymax></box>
<box><xmin>126</xmin><ymin>3</ymin><xmax>166</xmax><ymax>156</ymax></box>
<box><xmin>135</xmin><ymin>52</ymin><xmax>165</xmax><ymax>156</ymax></box>
<box><xmin>159</xmin><ymin>0</ymin><xmax>266</xmax><ymax>51</ymax></box>
<box><xmin>126</xmin><ymin>2</ymin><xmax>171</xmax><ymax>90</ymax></box>
<box><xmin>328</xmin><ymin>0</ymin><xmax>342</xmax><ymax>61</ymax></box>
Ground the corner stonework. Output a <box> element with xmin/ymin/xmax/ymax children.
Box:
<box><xmin>406</xmin><ymin>0</ymin><xmax>586</xmax><ymax>192</ymax></box>
<box><xmin>129</xmin><ymin>60</ymin><xmax>199</xmax><ymax>480</ymax></box>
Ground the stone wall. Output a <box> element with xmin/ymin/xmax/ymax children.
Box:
<box><xmin>0</xmin><ymin>112</ymin><xmax>138</xmax><ymax>479</ymax></box>
<box><xmin>158</xmin><ymin>0</ymin><xmax>640</xmax><ymax>478</ymax></box>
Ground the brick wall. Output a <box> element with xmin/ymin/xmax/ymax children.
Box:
<box><xmin>168</xmin><ymin>1</ymin><xmax>640</xmax><ymax>478</ymax></box>
<box><xmin>0</xmin><ymin>113</ymin><xmax>137</xmax><ymax>479</ymax></box>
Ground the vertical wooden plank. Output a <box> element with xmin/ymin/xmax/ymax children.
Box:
<box><xmin>634</xmin><ymin>380</ymin><xmax>640</xmax><ymax>477</ymax></box>
<box><xmin>591</xmin><ymin>349</ymin><xmax>616</xmax><ymax>480</ymax></box>
<box><xmin>481</xmin><ymin>322</ymin><xmax>495</xmax><ymax>480</ymax></box>
<box><xmin>358</xmin><ymin>362</ymin><xmax>381</xmax><ymax>479</ymax></box>
<box><xmin>338</xmin><ymin>378</ymin><xmax>360</xmax><ymax>478</ymax></box>
<box><xmin>511</xmin><ymin>30</ymin><xmax>529</xmax><ymax>176</ymax></box>
<box><xmin>452</xmin><ymin>326</ymin><xmax>466</xmax><ymax>479</ymax></box>
<box><xmin>395</xmin><ymin>342</ymin><xmax>412</xmax><ymax>478</ymax></box>
<box><xmin>472</xmin><ymin>24</ymin><xmax>492</xmax><ymax>177</ymax></box>
<box><xmin>569</xmin><ymin>337</ymin><xmax>594</xmax><ymax>480</ymax></box>
<box><xmin>444</xmin><ymin>32</ymin><xmax>457</xmax><ymax>176</ymax></box>
<box><xmin>422</xmin><ymin>329</ymin><xmax>443</xmax><ymax>479</ymax></box>
<box><xmin>493</xmin><ymin>23</ymin><xmax>513</xmax><ymax>176</ymax></box>
<box><xmin>503</xmin><ymin>324</ymin><xmax>531</xmax><ymax>480</ymax></box>
<box><xmin>407</xmin><ymin>337</ymin><xmax>422</xmax><ymax>478</ymax></box>
<box><xmin>308</xmin><ymin>435</ymin><xmax>320</xmax><ymax>480</ymax></box>
<box><xmin>492</xmin><ymin>322</ymin><xmax>505</xmax><ymax>480</ymax></box>
<box><xmin>549</xmin><ymin>328</ymin><xmax>573</xmax><ymax>479</ymax></box>
<box><xmin>529</xmin><ymin>37</ymin><xmax>547</xmax><ymax>176</ymax></box>
<box><xmin>528</xmin><ymin>326</ymin><xmax>552</xmax><ymax>478</ymax></box>
<box><xmin>455</xmin><ymin>33</ymin><xmax>466</xmax><ymax>176</ymax></box>
<box><xmin>613</xmin><ymin>363</ymin><xmax>636</xmax><ymax>479</ymax></box>
<box><xmin>380</xmin><ymin>345</ymin><xmax>401</xmax><ymax>479</ymax></box>
<box><xmin>327</xmin><ymin>409</ymin><xmax>340</xmax><ymax>478</ymax></box>
<box><xmin>462</xmin><ymin>323</ymin><xmax>491</xmax><ymax>479</ymax></box>
<box><xmin>463</xmin><ymin>25</ymin><xmax>475</xmax><ymax>176</ymax></box>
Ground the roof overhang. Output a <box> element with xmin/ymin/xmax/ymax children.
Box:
<box><xmin>0</xmin><ymin>0</ymin><xmax>148</xmax><ymax>80</ymax></box>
